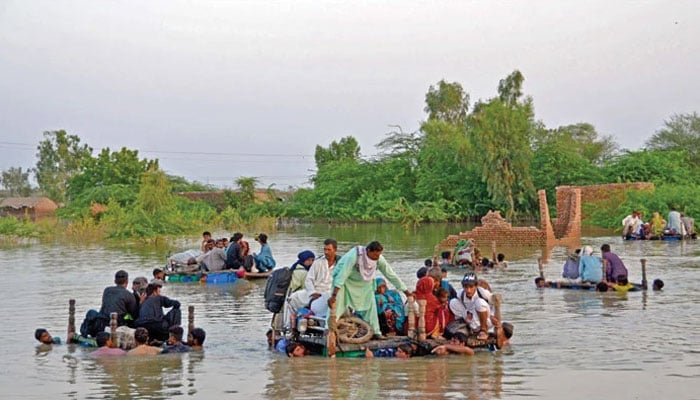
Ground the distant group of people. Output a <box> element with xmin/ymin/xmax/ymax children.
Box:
<box><xmin>275</xmin><ymin>240</ymin><xmax>513</xmax><ymax>358</ymax></box>
<box><xmin>195</xmin><ymin>231</ymin><xmax>276</xmax><ymax>274</ymax></box>
<box><xmin>622</xmin><ymin>209</ymin><xmax>696</xmax><ymax>239</ymax></box>
<box><xmin>444</xmin><ymin>239</ymin><xmax>508</xmax><ymax>271</ymax></box>
<box><xmin>39</xmin><ymin>269</ymin><xmax>206</xmax><ymax>356</ymax></box>
<box><xmin>535</xmin><ymin>243</ymin><xmax>664</xmax><ymax>292</ymax></box>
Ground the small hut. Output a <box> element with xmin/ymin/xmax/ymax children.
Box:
<box><xmin>0</xmin><ymin>197</ymin><xmax>58</xmax><ymax>220</ymax></box>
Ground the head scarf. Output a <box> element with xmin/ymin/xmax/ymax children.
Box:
<box><xmin>375</xmin><ymin>277</ymin><xmax>387</xmax><ymax>288</ymax></box>
<box><xmin>582</xmin><ymin>245</ymin><xmax>593</xmax><ymax>256</ymax></box>
<box><xmin>289</xmin><ymin>250</ymin><xmax>315</xmax><ymax>272</ymax></box>
<box><xmin>356</xmin><ymin>246</ymin><xmax>378</xmax><ymax>282</ymax></box>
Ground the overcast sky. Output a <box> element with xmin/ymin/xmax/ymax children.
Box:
<box><xmin>1</xmin><ymin>1</ymin><xmax>698</xmax><ymax>189</ymax></box>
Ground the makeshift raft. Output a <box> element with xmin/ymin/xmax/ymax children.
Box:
<box><xmin>65</xmin><ymin>299</ymin><xmax>197</xmax><ymax>350</ymax></box>
<box><xmin>535</xmin><ymin>258</ymin><xmax>650</xmax><ymax>290</ymax></box>
<box><xmin>280</xmin><ymin>293</ymin><xmax>505</xmax><ymax>357</ymax></box>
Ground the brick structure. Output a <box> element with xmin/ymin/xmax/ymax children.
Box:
<box><xmin>434</xmin><ymin>182</ymin><xmax>653</xmax><ymax>257</ymax></box>
<box><xmin>0</xmin><ymin>197</ymin><xmax>58</xmax><ymax>220</ymax></box>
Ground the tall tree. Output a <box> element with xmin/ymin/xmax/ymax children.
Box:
<box><xmin>235</xmin><ymin>176</ymin><xmax>259</xmax><ymax>205</ymax></box>
<box><xmin>34</xmin><ymin>130</ymin><xmax>93</xmax><ymax>202</ymax></box>
<box><xmin>136</xmin><ymin>166</ymin><xmax>175</xmax><ymax>215</ymax></box>
<box><xmin>314</xmin><ymin>136</ymin><xmax>361</xmax><ymax>168</ymax></box>
<box><xmin>1</xmin><ymin>166</ymin><xmax>33</xmax><ymax>197</ymax></box>
<box><xmin>67</xmin><ymin>147</ymin><xmax>158</xmax><ymax>200</ymax></box>
<box><xmin>424</xmin><ymin>80</ymin><xmax>470</xmax><ymax>125</ymax></box>
<box><xmin>645</xmin><ymin>112</ymin><xmax>700</xmax><ymax>164</ymax></box>
<box><xmin>469</xmin><ymin>70</ymin><xmax>536</xmax><ymax>219</ymax></box>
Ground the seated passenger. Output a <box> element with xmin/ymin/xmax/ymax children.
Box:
<box><xmin>452</xmin><ymin>239</ymin><xmax>475</xmax><ymax>266</ymax></box>
<box><xmin>578</xmin><ymin>246</ymin><xmax>603</xmax><ymax>283</ymax></box>
<box><xmin>439</xmin><ymin>251</ymin><xmax>452</xmax><ymax>268</ymax></box>
<box><xmin>161</xmin><ymin>326</ymin><xmax>190</xmax><ymax>354</ymax></box>
<box><xmin>440</xmin><ymin>267</ymin><xmax>458</xmax><ymax>299</ymax></box>
<box><xmin>375</xmin><ymin>277</ymin><xmax>407</xmax><ymax>336</ymax></box>
<box><xmin>601</xmin><ymin>244</ymin><xmax>628</xmax><ymax>283</ymax></box>
<box><xmin>622</xmin><ymin>211</ymin><xmax>643</xmax><ymax>238</ymax></box>
<box><xmin>127</xmin><ymin>327</ymin><xmax>162</xmax><ymax>356</ymax></box>
<box><xmin>449</xmin><ymin>273</ymin><xmax>493</xmax><ymax>340</ymax></box>
<box><xmin>135</xmin><ymin>281</ymin><xmax>181</xmax><ymax>342</ymax></box>
<box><xmin>252</xmin><ymin>233</ymin><xmax>276</xmax><ymax>273</ymax></box>
<box><xmin>667</xmin><ymin>207</ymin><xmax>684</xmax><ymax>235</ymax></box>
<box><xmin>199</xmin><ymin>239</ymin><xmax>227</xmax><ymax>272</ymax></box>
<box><xmin>562</xmin><ymin>249</ymin><xmax>581</xmax><ymax>280</ymax></box>
<box><xmin>436</xmin><ymin>287</ymin><xmax>455</xmax><ymax>332</ymax></box>
<box><xmin>649</xmin><ymin>212</ymin><xmax>666</xmax><ymax>238</ymax></box>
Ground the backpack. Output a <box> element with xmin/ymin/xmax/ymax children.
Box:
<box><xmin>264</xmin><ymin>267</ymin><xmax>293</xmax><ymax>313</ymax></box>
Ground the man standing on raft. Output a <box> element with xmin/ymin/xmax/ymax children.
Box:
<box><xmin>327</xmin><ymin>241</ymin><xmax>411</xmax><ymax>339</ymax></box>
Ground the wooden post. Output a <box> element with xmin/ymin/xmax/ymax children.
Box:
<box><xmin>109</xmin><ymin>312</ymin><xmax>118</xmax><ymax>348</ymax></box>
<box><xmin>640</xmin><ymin>259</ymin><xmax>648</xmax><ymax>290</ymax></box>
<box><xmin>537</xmin><ymin>257</ymin><xmax>545</xmax><ymax>279</ymax></box>
<box><xmin>188</xmin><ymin>305</ymin><xmax>195</xmax><ymax>335</ymax></box>
<box><xmin>493</xmin><ymin>294</ymin><xmax>502</xmax><ymax>322</ymax></box>
<box><xmin>407</xmin><ymin>295</ymin><xmax>416</xmax><ymax>339</ymax></box>
<box><xmin>67</xmin><ymin>299</ymin><xmax>75</xmax><ymax>343</ymax></box>
<box><xmin>601</xmin><ymin>259</ymin><xmax>608</xmax><ymax>283</ymax></box>
<box><xmin>327</xmin><ymin>300</ymin><xmax>337</xmax><ymax>357</ymax></box>
<box><xmin>417</xmin><ymin>299</ymin><xmax>427</xmax><ymax>341</ymax></box>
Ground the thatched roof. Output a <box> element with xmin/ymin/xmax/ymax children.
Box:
<box><xmin>0</xmin><ymin>197</ymin><xmax>57</xmax><ymax>209</ymax></box>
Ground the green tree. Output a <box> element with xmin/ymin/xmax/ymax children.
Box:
<box><xmin>468</xmin><ymin>70</ymin><xmax>536</xmax><ymax>219</ymax></box>
<box><xmin>34</xmin><ymin>130</ymin><xmax>93</xmax><ymax>202</ymax></box>
<box><xmin>67</xmin><ymin>147</ymin><xmax>158</xmax><ymax>199</ymax></box>
<box><xmin>136</xmin><ymin>166</ymin><xmax>175</xmax><ymax>215</ymax></box>
<box><xmin>235</xmin><ymin>176</ymin><xmax>259</xmax><ymax>205</ymax></box>
<box><xmin>424</xmin><ymin>80</ymin><xmax>470</xmax><ymax>125</ymax></box>
<box><xmin>1</xmin><ymin>167</ymin><xmax>32</xmax><ymax>196</ymax></box>
<box><xmin>314</xmin><ymin>136</ymin><xmax>361</xmax><ymax>168</ymax></box>
<box><xmin>645</xmin><ymin>112</ymin><xmax>700</xmax><ymax>164</ymax></box>
<box><xmin>602</xmin><ymin>149</ymin><xmax>699</xmax><ymax>185</ymax></box>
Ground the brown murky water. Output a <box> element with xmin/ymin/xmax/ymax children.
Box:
<box><xmin>2</xmin><ymin>224</ymin><xmax>699</xmax><ymax>399</ymax></box>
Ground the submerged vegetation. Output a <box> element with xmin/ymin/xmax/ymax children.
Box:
<box><xmin>2</xmin><ymin>74</ymin><xmax>700</xmax><ymax>239</ymax></box>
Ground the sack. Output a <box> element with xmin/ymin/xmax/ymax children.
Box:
<box><xmin>263</xmin><ymin>267</ymin><xmax>293</xmax><ymax>313</ymax></box>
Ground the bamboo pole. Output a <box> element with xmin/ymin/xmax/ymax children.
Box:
<box><xmin>188</xmin><ymin>305</ymin><xmax>195</xmax><ymax>335</ymax></box>
<box><xmin>67</xmin><ymin>299</ymin><xmax>75</xmax><ymax>343</ymax></box>
<box><xmin>109</xmin><ymin>312</ymin><xmax>118</xmax><ymax>348</ymax></box>
<box><xmin>641</xmin><ymin>259</ymin><xmax>648</xmax><ymax>290</ymax></box>
<box><xmin>327</xmin><ymin>300</ymin><xmax>337</xmax><ymax>357</ymax></box>
<box><xmin>537</xmin><ymin>257</ymin><xmax>545</xmax><ymax>279</ymax></box>
<box><xmin>407</xmin><ymin>295</ymin><xmax>416</xmax><ymax>339</ymax></box>
<box><xmin>417</xmin><ymin>299</ymin><xmax>427</xmax><ymax>341</ymax></box>
<box><xmin>493</xmin><ymin>294</ymin><xmax>502</xmax><ymax>322</ymax></box>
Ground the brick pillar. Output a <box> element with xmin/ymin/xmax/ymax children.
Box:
<box><xmin>538</xmin><ymin>190</ymin><xmax>555</xmax><ymax>242</ymax></box>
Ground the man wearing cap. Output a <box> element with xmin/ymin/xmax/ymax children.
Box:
<box><xmin>98</xmin><ymin>270</ymin><xmax>139</xmax><ymax>328</ymax></box>
<box><xmin>449</xmin><ymin>272</ymin><xmax>493</xmax><ymax>341</ymax></box>
<box><xmin>328</xmin><ymin>241</ymin><xmax>410</xmax><ymax>339</ymax></box>
<box><xmin>134</xmin><ymin>280</ymin><xmax>181</xmax><ymax>342</ymax></box>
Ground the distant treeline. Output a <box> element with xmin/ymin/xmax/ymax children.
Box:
<box><xmin>1</xmin><ymin>71</ymin><xmax>699</xmax><ymax>239</ymax></box>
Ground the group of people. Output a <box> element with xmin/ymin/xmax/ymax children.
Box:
<box><xmin>622</xmin><ymin>209</ymin><xmax>696</xmax><ymax>239</ymax></box>
<box><xmin>44</xmin><ymin>269</ymin><xmax>207</xmax><ymax>356</ymax></box>
<box><xmin>276</xmin><ymin>240</ymin><xmax>513</xmax><ymax>358</ymax></box>
<box><xmin>536</xmin><ymin>243</ymin><xmax>664</xmax><ymax>292</ymax></box>
<box><xmin>196</xmin><ymin>231</ymin><xmax>277</xmax><ymax>274</ymax></box>
<box><xmin>447</xmin><ymin>240</ymin><xmax>508</xmax><ymax>271</ymax></box>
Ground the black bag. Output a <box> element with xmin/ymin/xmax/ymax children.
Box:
<box><xmin>79</xmin><ymin>309</ymin><xmax>108</xmax><ymax>338</ymax></box>
<box><xmin>263</xmin><ymin>267</ymin><xmax>292</xmax><ymax>313</ymax></box>
<box><xmin>443</xmin><ymin>318</ymin><xmax>470</xmax><ymax>340</ymax></box>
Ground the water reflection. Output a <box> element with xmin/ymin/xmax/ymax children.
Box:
<box><xmin>263</xmin><ymin>352</ymin><xmax>505</xmax><ymax>399</ymax></box>
<box><xmin>80</xmin><ymin>352</ymin><xmax>202</xmax><ymax>399</ymax></box>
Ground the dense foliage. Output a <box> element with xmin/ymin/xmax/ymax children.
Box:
<box><xmin>2</xmin><ymin>73</ymin><xmax>700</xmax><ymax>239</ymax></box>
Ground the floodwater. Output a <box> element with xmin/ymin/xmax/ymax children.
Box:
<box><xmin>1</xmin><ymin>224</ymin><xmax>699</xmax><ymax>399</ymax></box>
